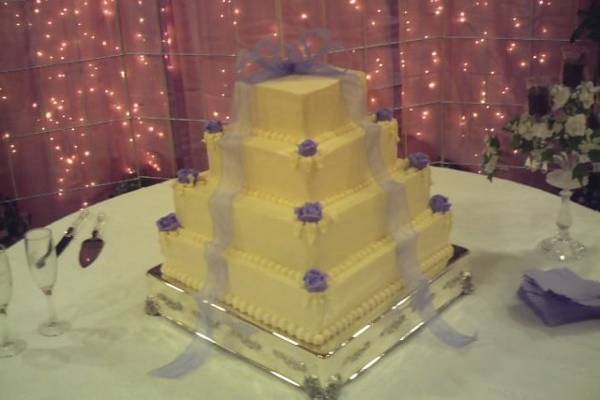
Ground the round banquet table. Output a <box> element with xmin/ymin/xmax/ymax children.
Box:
<box><xmin>1</xmin><ymin>167</ymin><xmax>599</xmax><ymax>400</ymax></box>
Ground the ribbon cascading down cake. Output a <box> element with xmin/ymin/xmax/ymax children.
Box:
<box><xmin>157</xmin><ymin>72</ymin><xmax>454</xmax><ymax>353</ymax></box>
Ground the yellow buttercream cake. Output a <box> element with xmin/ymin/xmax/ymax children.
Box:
<box><xmin>158</xmin><ymin>73</ymin><xmax>453</xmax><ymax>353</ymax></box>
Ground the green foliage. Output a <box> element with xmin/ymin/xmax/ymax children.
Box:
<box><xmin>589</xmin><ymin>149</ymin><xmax>600</xmax><ymax>162</ymax></box>
<box><xmin>541</xmin><ymin>148</ymin><xmax>555</xmax><ymax>162</ymax></box>
<box><xmin>482</xmin><ymin>81</ymin><xmax>598</xmax><ymax>186</ymax></box>
<box><xmin>572</xmin><ymin>163</ymin><xmax>590</xmax><ymax>185</ymax></box>
<box><xmin>520</xmin><ymin>139</ymin><xmax>534</xmax><ymax>154</ymax></box>
<box><xmin>566</xmin><ymin>136</ymin><xmax>584</xmax><ymax>152</ymax></box>
<box><xmin>489</xmin><ymin>136</ymin><xmax>501</xmax><ymax>149</ymax></box>
<box><xmin>511</xmin><ymin>134</ymin><xmax>522</xmax><ymax>149</ymax></box>
<box><xmin>563</xmin><ymin>102</ymin><xmax>577</xmax><ymax>115</ymax></box>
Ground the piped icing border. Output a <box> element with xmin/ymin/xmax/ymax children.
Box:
<box><xmin>239</xmin><ymin>158</ymin><xmax>415</xmax><ymax>209</ymax></box>
<box><xmin>162</xmin><ymin>262</ymin><xmax>199</xmax><ymax>290</ymax></box>
<box><xmin>320</xmin><ymin>160</ymin><xmax>408</xmax><ymax>206</ymax></box>
<box><xmin>328</xmin><ymin>236</ymin><xmax>394</xmax><ymax>278</ymax></box>
<box><xmin>171</xmin><ymin>160</ymin><xmax>407</xmax><ymax>209</ymax></box>
<box><xmin>161</xmin><ymin>228</ymin><xmax>453</xmax><ymax>347</ymax></box>
<box><xmin>252</xmin><ymin>121</ymin><xmax>358</xmax><ymax>145</ymax></box>
<box><xmin>185</xmin><ymin>121</ymin><xmax>403</xmax><ymax>207</ymax></box>
<box><xmin>206</xmin><ymin>119</ymin><xmax>395</xmax><ymax>149</ymax></box>
<box><xmin>162</xmin><ymin>205</ymin><xmax>449</xmax><ymax>289</ymax></box>
<box><xmin>162</xmin><ymin>229</ymin><xmax>302</xmax><ymax>285</ymax></box>
<box><xmin>329</xmin><ymin>210</ymin><xmax>450</xmax><ymax>279</ymax></box>
<box><xmin>227</xmin><ymin>247</ymin><xmax>303</xmax><ymax>282</ymax></box>
<box><xmin>222</xmin><ymin>245</ymin><xmax>454</xmax><ymax>347</ymax></box>
<box><xmin>202</xmin><ymin>131</ymin><xmax>224</xmax><ymax>144</ymax></box>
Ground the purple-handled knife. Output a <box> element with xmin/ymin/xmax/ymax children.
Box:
<box><xmin>55</xmin><ymin>208</ymin><xmax>89</xmax><ymax>256</ymax></box>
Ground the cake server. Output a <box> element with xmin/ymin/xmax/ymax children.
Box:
<box><xmin>55</xmin><ymin>208</ymin><xmax>89</xmax><ymax>256</ymax></box>
<box><xmin>78</xmin><ymin>213</ymin><xmax>105</xmax><ymax>268</ymax></box>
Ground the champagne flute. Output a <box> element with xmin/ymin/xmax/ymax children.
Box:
<box><xmin>0</xmin><ymin>245</ymin><xmax>26</xmax><ymax>357</ymax></box>
<box><xmin>25</xmin><ymin>228</ymin><xmax>70</xmax><ymax>336</ymax></box>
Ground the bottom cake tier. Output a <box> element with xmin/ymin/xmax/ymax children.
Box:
<box><xmin>145</xmin><ymin>245</ymin><xmax>474</xmax><ymax>399</ymax></box>
<box><xmin>159</xmin><ymin>212</ymin><xmax>453</xmax><ymax>352</ymax></box>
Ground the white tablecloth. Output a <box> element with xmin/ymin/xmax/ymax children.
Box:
<box><xmin>2</xmin><ymin>167</ymin><xmax>599</xmax><ymax>400</ymax></box>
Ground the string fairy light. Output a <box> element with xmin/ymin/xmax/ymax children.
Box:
<box><xmin>0</xmin><ymin>0</ymin><xmax>584</xmax><ymax>218</ymax></box>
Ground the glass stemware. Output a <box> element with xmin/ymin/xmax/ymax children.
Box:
<box><xmin>0</xmin><ymin>245</ymin><xmax>26</xmax><ymax>357</ymax></box>
<box><xmin>25</xmin><ymin>228</ymin><xmax>70</xmax><ymax>336</ymax></box>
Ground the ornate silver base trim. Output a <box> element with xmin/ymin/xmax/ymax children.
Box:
<box><xmin>146</xmin><ymin>245</ymin><xmax>473</xmax><ymax>399</ymax></box>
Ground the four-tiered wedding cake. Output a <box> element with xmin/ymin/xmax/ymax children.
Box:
<box><xmin>157</xmin><ymin>72</ymin><xmax>453</xmax><ymax>352</ymax></box>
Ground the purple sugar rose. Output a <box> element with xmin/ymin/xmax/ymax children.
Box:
<box><xmin>205</xmin><ymin>120</ymin><xmax>223</xmax><ymax>133</ymax></box>
<box><xmin>295</xmin><ymin>202</ymin><xmax>323</xmax><ymax>223</ymax></box>
<box><xmin>408</xmin><ymin>152</ymin><xmax>430</xmax><ymax>170</ymax></box>
<box><xmin>298</xmin><ymin>139</ymin><xmax>318</xmax><ymax>157</ymax></box>
<box><xmin>430</xmin><ymin>195</ymin><xmax>451</xmax><ymax>213</ymax></box>
<box><xmin>157</xmin><ymin>213</ymin><xmax>181</xmax><ymax>232</ymax></box>
<box><xmin>177</xmin><ymin>168</ymin><xmax>199</xmax><ymax>184</ymax></box>
<box><xmin>303</xmin><ymin>269</ymin><xmax>329</xmax><ymax>293</ymax></box>
<box><xmin>375</xmin><ymin>108</ymin><xmax>394</xmax><ymax>122</ymax></box>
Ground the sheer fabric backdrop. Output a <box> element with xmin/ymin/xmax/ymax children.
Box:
<box><xmin>0</xmin><ymin>0</ymin><xmax>595</xmax><ymax>227</ymax></box>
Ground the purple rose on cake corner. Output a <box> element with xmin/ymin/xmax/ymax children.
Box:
<box><xmin>177</xmin><ymin>168</ymin><xmax>200</xmax><ymax>185</ymax></box>
<box><xmin>295</xmin><ymin>202</ymin><xmax>323</xmax><ymax>223</ymax></box>
<box><xmin>157</xmin><ymin>213</ymin><xmax>181</xmax><ymax>232</ymax></box>
<box><xmin>430</xmin><ymin>195</ymin><xmax>451</xmax><ymax>213</ymax></box>
<box><xmin>408</xmin><ymin>152</ymin><xmax>430</xmax><ymax>170</ymax></box>
<box><xmin>205</xmin><ymin>120</ymin><xmax>223</xmax><ymax>133</ymax></box>
<box><xmin>304</xmin><ymin>269</ymin><xmax>329</xmax><ymax>293</ymax></box>
<box><xmin>298</xmin><ymin>139</ymin><xmax>318</xmax><ymax>157</ymax></box>
<box><xmin>375</xmin><ymin>108</ymin><xmax>394</xmax><ymax>122</ymax></box>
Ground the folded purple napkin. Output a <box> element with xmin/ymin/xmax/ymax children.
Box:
<box><xmin>518</xmin><ymin>268</ymin><xmax>600</xmax><ymax>326</ymax></box>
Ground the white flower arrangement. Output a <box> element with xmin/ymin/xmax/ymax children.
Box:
<box><xmin>483</xmin><ymin>81</ymin><xmax>600</xmax><ymax>183</ymax></box>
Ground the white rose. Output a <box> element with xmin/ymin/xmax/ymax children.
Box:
<box><xmin>551</xmin><ymin>85</ymin><xmax>570</xmax><ymax>110</ymax></box>
<box><xmin>564</xmin><ymin>114</ymin><xmax>587</xmax><ymax>137</ymax></box>
<box><xmin>579</xmin><ymin>137</ymin><xmax>600</xmax><ymax>154</ymax></box>
<box><xmin>552</xmin><ymin>122</ymin><xmax>563</xmax><ymax>134</ymax></box>
<box><xmin>516</xmin><ymin>122</ymin><xmax>528</xmax><ymax>136</ymax></box>
<box><xmin>580</xmin><ymin>81</ymin><xmax>596</xmax><ymax>92</ymax></box>
<box><xmin>515</xmin><ymin>116</ymin><xmax>534</xmax><ymax>139</ymax></box>
<box><xmin>532</xmin><ymin>122</ymin><xmax>552</xmax><ymax>139</ymax></box>
<box><xmin>518</xmin><ymin>113</ymin><xmax>532</xmax><ymax>123</ymax></box>
<box><xmin>579</xmin><ymin>90</ymin><xmax>595</xmax><ymax>109</ymax></box>
<box><xmin>518</xmin><ymin>124</ymin><xmax>534</xmax><ymax>140</ymax></box>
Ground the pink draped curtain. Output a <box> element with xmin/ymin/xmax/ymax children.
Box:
<box><xmin>0</xmin><ymin>0</ymin><xmax>595</xmax><ymax>229</ymax></box>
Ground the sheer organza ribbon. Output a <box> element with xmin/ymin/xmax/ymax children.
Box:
<box><xmin>236</xmin><ymin>29</ymin><xmax>344</xmax><ymax>83</ymax></box>
<box><xmin>337</xmin><ymin>73</ymin><xmax>476</xmax><ymax>346</ymax></box>
<box><xmin>150</xmin><ymin>81</ymin><xmax>255</xmax><ymax>378</ymax></box>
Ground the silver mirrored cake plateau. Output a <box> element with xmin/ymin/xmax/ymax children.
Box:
<box><xmin>145</xmin><ymin>245</ymin><xmax>474</xmax><ymax>399</ymax></box>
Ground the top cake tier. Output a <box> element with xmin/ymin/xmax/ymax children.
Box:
<box><xmin>251</xmin><ymin>75</ymin><xmax>351</xmax><ymax>140</ymax></box>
